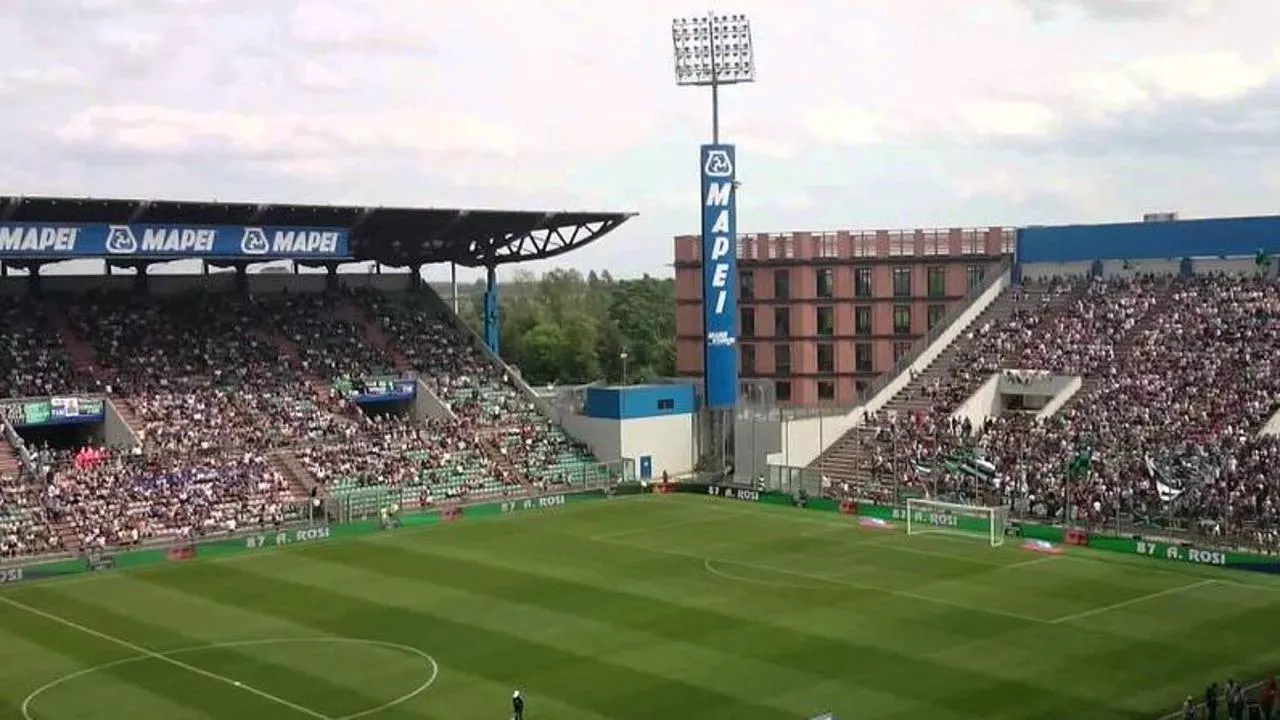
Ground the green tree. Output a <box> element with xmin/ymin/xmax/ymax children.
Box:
<box><xmin>453</xmin><ymin>268</ymin><xmax>675</xmax><ymax>386</ymax></box>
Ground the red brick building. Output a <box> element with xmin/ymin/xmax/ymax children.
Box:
<box><xmin>674</xmin><ymin>227</ymin><xmax>1015</xmax><ymax>405</ymax></box>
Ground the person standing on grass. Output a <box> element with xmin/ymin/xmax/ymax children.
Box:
<box><xmin>1207</xmin><ymin>682</ymin><xmax>1220</xmax><ymax>720</ymax></box>
<box><xmin>512</xmin><ymin>690</ymin><xmax>524</xmax><ymax>720</ymax></box>
<box><xmin>1185</xmin><ymin>695</ymin><xmax>1199</xmax><ymax>720</ymax></box>
<box><xmin>1261</xmin><ymin>676</ymin><xmax>1276</xmax><ymax>720</ymax></box>
<box><xmin>1228</xmin><ymin>679</ymin><xmax>1244</xmax><ymax>720</ymax></box>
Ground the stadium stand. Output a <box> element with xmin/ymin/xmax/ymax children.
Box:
<box><xmin>0</xmin><ymin>283</ymin><xmax>608</xmax><ymax>557</ymax></box>
<box><xmin>815</xmin><ymin>273</ymin><xmax>1280</xmax><ymax>549</ymax></box>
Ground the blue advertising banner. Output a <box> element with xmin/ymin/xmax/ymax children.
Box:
<box><xmin>0</xmin><ymin>398</ymin><xmax>105</xmax><ymax>427</ymax></box>
<box><xmin>0</xmin><ymin>223</ymin><xmax>349</xmax><ymax>259</ymax></box>
<box><xmin>700</xmin><ymin>144</ymin><xmax>738</xmax><ymax>410</ymax></box>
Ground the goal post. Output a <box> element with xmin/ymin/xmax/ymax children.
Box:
<box><xmin>905</xmin><ymin>499</ymin><xmax>1007</xmax><ymax>548</ymax></box>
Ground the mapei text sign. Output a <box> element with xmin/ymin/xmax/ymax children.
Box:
<box><xmin>0</xmin><ymin>223</ymin><xmax>350</xmax><ymax>259</ymax></box>
<box><xmin>699</xmin><ymin>144</ymin><xmax>739</xmax><ymax>410</ymax></box>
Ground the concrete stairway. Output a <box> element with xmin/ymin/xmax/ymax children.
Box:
<box><xmin>269</xmin><ymin>449</ymin><xmax>316</xmax><ymax>502</ymax></box>
<box><xmin>256</xmin><ymin>330</ymin><xmax>334</xmax><ymax>405</ymax></box>
<box><xmin>0</xmin><ymin>438</ymin><xmax>23</xmax><ymax>477</ymax></box>
<box><xmin>53</xmin><ymin>520</ymin><xmax>82</xmax><ymax>554</ymax></box>
<box><xmin>44</xmin><ymin>303</ymin><xmax>101</xmax><ymax>380</ymax></box>
<box><xmin>809</xmin><ymin>284</ymin><xmax>1082</xmax><ymax>483</ymax></box>
<box><xmin>339</xmin><ymin>298</ymin><xmax>416</xmax><ymax>374</ymax></box>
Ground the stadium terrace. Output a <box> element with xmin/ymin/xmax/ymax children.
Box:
<box><xmin>2</xmin><ymin>202</ymin><xmax>1280</xmax><ymax>719</ymax></box>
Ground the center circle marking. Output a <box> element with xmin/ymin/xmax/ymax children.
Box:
<box><xmin>22</xmin><ymin>636</ymin><xmax>439</xmax><ymax>720</ymax></box>
<box><xmin>702</xmin><ymin>557</ymin><xmax>838</xmax><ymax>590</ymax></box>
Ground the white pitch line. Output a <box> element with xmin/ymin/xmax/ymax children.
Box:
<box><xmin>1000</xmin><ymin>555</ymin><xmax>1061</xmax><ymax>570</ymax></box>
<box><xmin>0</xmin><ymin>594</ymin><xmax>332</xmax><ymax>719</ymax></box>
<box><xmin>1049</xmin><ymin>579</ymin><xmax>1217</xmax><ymax>625</ymax></box>
<box><xmin>592</xmin><ymin>535</ymin><xmax>1050</xmax><ymax>624</ymax></box>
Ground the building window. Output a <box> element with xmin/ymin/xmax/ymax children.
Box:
<box><xmin>775</xmin><ymin>380</ymin><xmax>792</xmax><ymax>402</ymax></box>
<box><xmin>741</xmin><ymin>344</ymin><xmax>756</xmax><ymax>374</ymax></box>
<box><xmin>892</xmin><ymin>267</ymin><xmax>911</xmax><ymax>297</ymax></box>
<box><xmin>893</xmin><ymin>341</ymin><xmax>913</xmax><ymax>362</ymax></box>
<box><xmin>775</xmin><ymin>343</ymin><xmax>791</xmax><ymax>376</ymax></box>
<box><xmin>854</xmin><ymin>233</ymin><xmax>875</xmax><ymax>258</ymax></box>
<box><xmin>889</xmin><ymin>231</ymin><xmax>910</xmax><ymax>256</ymax></box>
<box><xmin>816</xmin><ymin>232</ymin><xmax>838</xmax><ymax>258</ymax></box>
<box><xmin>816</xmin><ymin>306</ymin><xmax>835</xmax><ymax>336</ymax></box>
<box><xmin>657</xmin><ymin>398</ymin><xmax>675</xmax><ymax>410</ymax></box>
<box><xmin>815</xmin><ymin>268</ymin><xmax>834</xmax><ymax>299</ymax></box>
<box><xmin>962</xmin><ymin>229</ymin><xmax>982</xmax><ymax>255</ymax></box>
<box><xmin>740</xmin><ymin>270</ymin><xmax>754</xmax><ymax>300</ymax></box>
<box><xmin>817</xmin><ymin>343</ymin><xmax>835</xmax><ymax>373</ymax></box>
<box><xmin>927</xmin><ymin>266</ymin><xmax>946</xmax><ymax>298</ymax></box>
<box><xmin>923</xmin><ymin>230</ymin><xmax>946</xmax><ymax>256</ymax></box>
<box><xmin>817</xmin><ymin>380</ymin><xmax>835</xmax><ymax>401</ymax></box>
<box><xmin>780</xmin><ymin>234</ymin><xmax>795</xmax><ymax>259</ymax></box>
<box><xmin>966</xmin><ymin>265</ymin><xmax>985</xmax><ymax>291</ymax></box>
<box><xmin>854</xmin><ymin>342</ymin><xmax>873</xmax><ymax>373</ymax></box>
<box><xmin>773</xmin><ymin>306</ymin><xmax>790</xmax><ymax>336</ymax></box>
<box><xmin>854</xmin><ymin>306</ymin><xmax>873</xmax><ymax>336</ymax></box>
<box><xmin>893</xmin><ymin>305</ymin><xmax>912</xmax><ymax>335</ymax></box>
<box><xmin>740</xmin><ymin>307</ymin><xmax>755</xmax><ymax>337</ymax></box>
<box><xmin>740</xmin><ymin>235</ymin><xmax>755</xmax><ymax>260</ymax></box>
<box><xmin>855</xmin><ymin>379</ymin><xmax>868</xmax><ymax>395</ymax></box>
<box><xmin>1001</xmin><ymin>228</ymin><xmax>1016</xmax><ymax>256</ymax></box>
<box><xmin>854</xmin><ymin>267</ymin><xmax>873</xmax><ymax>298</ymax></box>
<box><xmin>927</xmin><ymin>304</ymin><xmax>946</xmax><ymax>330</ymax></box>
<box><xmin>773</xmin><ymin>269</ymin><xmax>790</xmax><ymax>300</ymax></box>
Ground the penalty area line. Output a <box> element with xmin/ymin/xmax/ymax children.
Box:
<box><xmin>0</xmin><ymin>594</ymin><xmax>332</xmax><ymax>719</ymax></box>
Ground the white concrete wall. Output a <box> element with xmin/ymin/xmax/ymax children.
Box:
<box><xmin>765</xmin><ymin>413</ymin><xmax>859</xmax><ymax>468</ymax></box>
<box><xmin>1021</xmin><ymin>261</ymin><xmax>1092</xmax><ymax>280</ymax></box>
<box><xmin>1261</xmin><ymin>408</ymin><xmax>1280</xmax><ymax>438</ymax></box>
<box><xmin>1036</xmin><ymin>377</ymin><xmax>1083</xmax><ymax>419</ymax></box>
<box><xmin>559</xmin><ymin>412</ymin><xmax>622</xmax><ymax>463</ymax></box>
<box><xmin>950</xmin><ymin>373</ymin><xmax>1001</xmax><ymax>426</ymax></box>
<box><xmin>1101</xmin><ymin>259</ymin><xmax>1180</xmax><ymax>278</ymax></box>
<box><xmin>620</xmin><ymin>415</ymin><xmax>696</xmax><ymax>479</ymax></box>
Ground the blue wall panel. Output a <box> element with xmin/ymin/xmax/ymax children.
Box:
<box><xmin>1019</xmin><ymin>216</ymin><xmax>1280</xmax><ymax>264</ymax></box>
<box><xmin>584</xmin><ymin>384</ymin><xmax>696</xmax><ymax>420</ymax></box>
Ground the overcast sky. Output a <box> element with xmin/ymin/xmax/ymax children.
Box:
<box><xmin>3</xmin><ymin>0</ymin><xmax>1278</xmax><ymax>281</ymax></box>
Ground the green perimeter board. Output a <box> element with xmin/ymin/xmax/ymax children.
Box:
<box><xmin>4</xmin><ymin>482</ymin><xmax>1279</xmax><ymax>588</ymax></box>
<box><xmin>0</xmin><ymin>490</ymin><xmax>604</xmax><ymax>586</ymax></box>
<box><xmin>677</xmin><ymin>483</ymin><xmax>1280</xmax><ymax>574</ymax></box>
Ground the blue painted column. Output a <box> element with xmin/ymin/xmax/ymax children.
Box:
<box><xmin>483</xmin><ymin>265</ymin><xmax>500</xmax><ymax>354</ymax></box>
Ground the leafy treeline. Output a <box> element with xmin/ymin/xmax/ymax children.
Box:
<box><xmin>452</xmin><ymin>269</ymin><xmax>676</xmax><ymax>386</ymax></box>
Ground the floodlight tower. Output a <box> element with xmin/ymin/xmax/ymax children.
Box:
<box><xmin>672</xmin><ymin>13</ymin><xmax>755</xmax><ymax>478</ymax></box>
<box><xmin>671</xmin><ymin>13</ymin><xmax>756</xmax><ymax>143</ymax></box>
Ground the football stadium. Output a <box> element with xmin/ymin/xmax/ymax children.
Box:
<box><xmin>3</xmin><ymin>16</ymin><xmax>1280</xmax><ymax>720</ymax></box>
<box><xmin>2</xmin><ymin>194</ymin><xmax>1280</xmax><ymax>720</ymax></box>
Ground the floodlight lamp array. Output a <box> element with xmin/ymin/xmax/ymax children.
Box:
<box><xmin>671</xmin><ymin>14</ymin><xmax>754</xmax><ymax>86</ymax></box>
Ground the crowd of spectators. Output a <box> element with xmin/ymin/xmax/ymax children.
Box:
<box><xmin>836</xmin><ymin>273</ymin><xmax>1280</xmax><ymax>550</ymax></box>
<box><xmin>0</xmin><ymin>286</ymin><xmax>601</xmax><ymax>558</ymax></box>
<box><xmin>41</xmin><ymin>449</ymin><xmax>299</xmax><ymax>549</ymax></box>
<box><xmin>0</xmin><ymin>297</ymin><xmax>94</xmax><ymax>399</ymax></box>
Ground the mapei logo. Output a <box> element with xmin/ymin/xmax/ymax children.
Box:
<box><xmin>105</xmin><ymin>225</ymin><xmax>138</xmax><ymax>254</ymax></box>
<box><xmin>703</xmin><ymin>149</ymin><xmax>734</xmax><ymax>178</ymax></box>
<box><xmin>240</xmin><ymin>227</ymin><xmax>270</xmax><ymax>255</ymax></box>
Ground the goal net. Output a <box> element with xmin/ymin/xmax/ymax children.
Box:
<box><xmin>905</xmin><ymin>498</ymin><xmax>1007</xmax><ymax>548</ymax></box>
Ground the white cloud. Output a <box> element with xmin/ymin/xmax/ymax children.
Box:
<box><xmin>0</xmin><ymin>0</ymin><xmax>1278</xmax><ymax>280</ymax></box>
<box><xmin>56</xmin><ymin>105</ymin><xmax>531</xmax><ymax>158</ymax></box>
<box><xmin>956</xmin><ymin>100</ymin><xmax>1061</xmax><ymax>138</ymax></box>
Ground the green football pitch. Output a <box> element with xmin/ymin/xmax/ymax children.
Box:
<box><xmin>2</xmin><ymin>494</ymin><xmax>1278</xmax><ymax>720</ymax></box>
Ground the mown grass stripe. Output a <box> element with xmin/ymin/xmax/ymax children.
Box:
<box><xmin>139</xmin><ymin>558</ymin><xmax>800</xmax><ymax>720</ymax></box>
